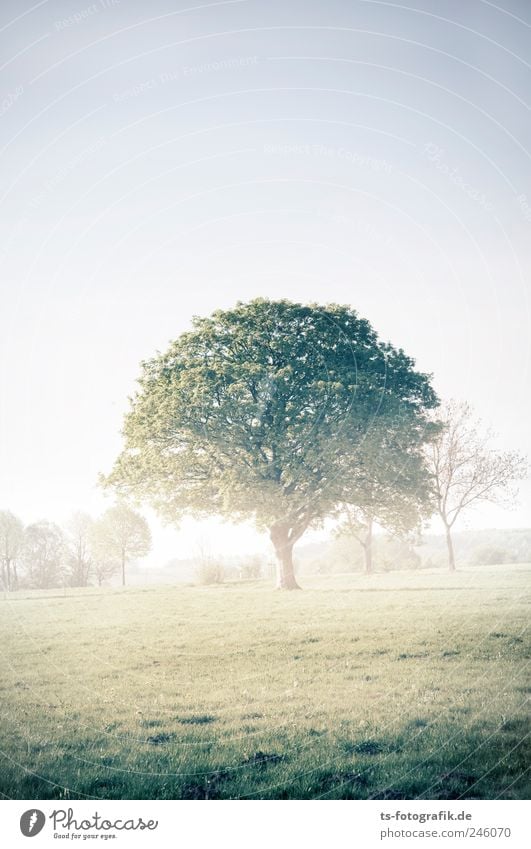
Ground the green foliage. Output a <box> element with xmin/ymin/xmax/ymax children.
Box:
<box><xmin>104</xmin><ymin>299</ymin><xmax>438</xmax><ymax>586</ymax></box>
<box><xmin>91</xmin><ymin>503</ymin><xmax>151</xmax><ymax>585</ymax></box>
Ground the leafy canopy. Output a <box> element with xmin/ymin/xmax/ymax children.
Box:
<box><xmin>91</xmin><ymin>503</ymin><xmax>151</xmax><ymax>564</ymax></box>
<box><xmin>104</xmin><ymin>299</ymin><xmax>438</xmax><ymax>539</ymax></box>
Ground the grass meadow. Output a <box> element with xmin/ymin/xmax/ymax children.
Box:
<box><xmin>0</xmin><ymin>566</ymin><xmax>529</xmax><ymax>800</ymax></box>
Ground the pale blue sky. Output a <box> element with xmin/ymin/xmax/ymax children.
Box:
<box><xmin>0</xmin><ymin>0</ymin><xmax>530</xmax><ymax>561</ymax></box>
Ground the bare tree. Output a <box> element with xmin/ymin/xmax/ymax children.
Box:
<box><xmin>194</xmin><ymin>537</ymin><xmax>224</xmax><ymax>585</ymax></box>
<box><xmin>0</xmin><ymin>511</ymin><xmax>24</xmax><ymax>591</ymax></box>
<box><xmin>65</xmin><ymin>512</ymin><xmax>94</xmax><ymax>587</ymax></box>
<box><xmin>428</xmin><ymin>401</ymin><xmax>527</xmax><ymax>571</ymax></box>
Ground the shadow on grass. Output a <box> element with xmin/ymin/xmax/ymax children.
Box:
<box><xmin>1</xmin><ymin>718</ymin><xmax>529</xmax><ymax>801</ymax></box>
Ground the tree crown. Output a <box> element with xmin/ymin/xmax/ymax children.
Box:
<box><xmin>91</xmin><ymin>503</ymin><xmax>151</xmax><ymax>563</ymax></box>
<box><xmin>104</xmin><ymin>299</ymin><xmax>439</xmax><ymax>536</ymax></box>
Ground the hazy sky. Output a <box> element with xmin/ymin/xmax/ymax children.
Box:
<box><xmin>0</xmin><ymin>0</ymin><xmax>530</xmax><ymax>563</ymax></box>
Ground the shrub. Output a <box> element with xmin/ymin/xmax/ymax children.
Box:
<box><xmin>470</xmin><ymin>546</ymin><xmax>511</xmax><ymax>566</ymax></box>
<box><xmin>195</xmin><ymin>560</ymin><xmax>224</xmax><ymax>585</ymax></box>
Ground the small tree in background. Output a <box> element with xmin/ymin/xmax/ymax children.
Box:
<box><xmin>92</xmin><ymin>503</ymin><xmax>151</xmax><ymax>586</ymax></box>
<box><xmin>194</xmin><ymin>538</ymin><xmax>224</xmax><ymax>585</ymax></box>
<box><xmin>0</xmin><ymin>510</ymin><xmax>24</xmax><ymax>591</ymax></box>
<box><xmin>337</xmin><ymin>491</ymin><xmax>425</xmax><ymax>575</ymax></box>
<box><xmin>239</xmin><ymin>555</ymin><xmax>263</xmax><ymax>581</ymax></box>
<box><xmin>65</xmin><ymin>511</ymin><xmax>94</xmax><ymax>587</ymax></box>
<box><xmin>22</xmin><ymin>521</ymin><xmax>66</xmax><ymax>589</ymax></box>
<box><xmin>336</xmin><ymin>422</ymin><xmax>434</xmax><ymax>573</ymax></box>
<box><xmin>428</xmin><ymin>401</ymin><xmax>527</xmax><ymax>571</ymax></box>
<box><xmin>91</xmin><ymin>555</ymin><xmax>119</xmax><ymax>587</ymax></box>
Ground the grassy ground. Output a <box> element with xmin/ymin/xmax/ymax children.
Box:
<box><xmin>0</xmin><ymin>567</ymin><xmax>529</xmax><ymax>800</ymax></box>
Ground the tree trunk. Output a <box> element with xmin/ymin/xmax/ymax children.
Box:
<box><xmin>445</xmin><ymin>524</ymin><xmax>456</xmax><ymax>572</ymax></box>
<box><xmin>364</xmin><ymin>519</ymin><xmax>374</xmax><ymax>574</ymax></box>
<box><xmin>121</xmin><ymin>550</ymin><xmax>126</xmax><ymax>586</ymax></box>
<box><xmin>270</xmin><ymin>525</ymin><xmax>301</xmax><ymax>590</ymax></box>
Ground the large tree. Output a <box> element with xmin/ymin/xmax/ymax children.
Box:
<box><xmin>104</xmin><ymin>299</ymin><xmax>438</xmax><ymax>589</ymax></box>
<box><xmin>91</xmin><ymin>504</ymin><xmax>151</xmax><ymax>586</ymax></box>
<box><xmin>0</xmin><ymin>511</ymin><xmax>24</xmax><ymax>591</ymax></box>
<box><xmin>428</xmin><ymin>400</ymin><xmax>527</xmax><ymax>571</ymax></box>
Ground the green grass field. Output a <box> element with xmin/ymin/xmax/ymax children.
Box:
<box><xmin>1</xmin><ymin>567</ymin><xmax>529</xmax><ymax>800</ymax></box>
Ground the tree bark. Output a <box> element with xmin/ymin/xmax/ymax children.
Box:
<box><xmin>270</xmin><ymin>525</ymin><xmax>301</xmax><ymax>590</ymax></box>
<box><xmin>445</xmin><ymin>524</ymin><xmax>456</xmax><ymax>572</ymax></box>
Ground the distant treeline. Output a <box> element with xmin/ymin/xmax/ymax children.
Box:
<box><xmin>0</xmin><ymin>505</ymin><xmax>151</xmax><ymax>592</ymax></box>
<box><xmin>292</xmin><ymin>528</ymin><xmax>531</xmax><ymax>575</ymax></box>
<box><xmin>416</xmin><ymin>528</ymin><xmax>531</xmax><ymax>568</ymax></box>
<box><xmin>159</xmin><ymin>528</ymin><xmax>531</xmax><ymax>586</ymax></box>
<box><xmin>3</xmin><ymin>504</ymin><xmax>528</xmax><ymax>592</ymax></box>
